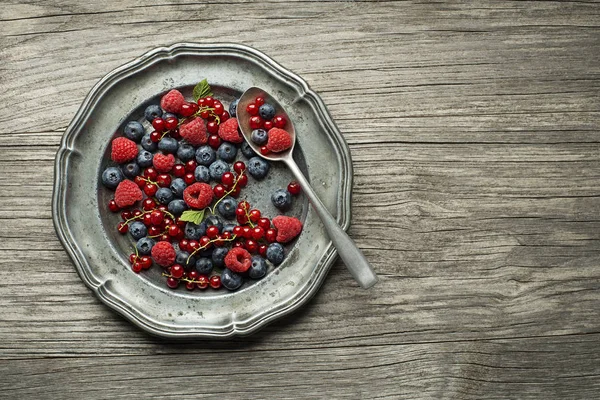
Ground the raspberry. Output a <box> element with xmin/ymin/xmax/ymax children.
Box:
<box><xmin>224</xmin><ymin>247</ymin><xmax>252</xmax><ymax>273</ymax></box>
<box><xmin>183</xmin><ymin>182</ymin><xmax>214</xmax><ymax>209</ymax></box>
<box><xmin>266</xmin><ymin>128</ymin><xmax>292</xmax><ymax>153</ymax></box>
<box><xmin>114</xmin><ymin>179</ymin><xmax>143</xmax><ymax>208</ymax></box>
<box><xmin>160</xmin><ymin>89</ymin><xmax>185</xmax><ymax>114</ymax></box>
<box><xmin>111</xmin><ymin>137</ymin><xmax>138</xmax><ymax>163</ymax></box>
<box><xmin>151</xmin><ymin>241</ymin><xmax>176</xmax><ymax>267</ymax></box>
<box><xmin>272</xmin><ymin>215</ymin><xmax>302</xmax><ymax>243</ymax></box>
<box><xmin>153</xmin><ymin>153</ymin><xmax>175</xmax><ymax>173</ymax></box>
<box><xmin>180</xmin><ymin>117</ymin><xmax>208</xmax><ymax>146</ymax></box>
<box><xmin>217</xmin><ymin>118</ymin><xmax>243</xmax><ymax>144</ymax></box>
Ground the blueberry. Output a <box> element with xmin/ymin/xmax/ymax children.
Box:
<box><xmin>156</xmin><ymin>187</ymin><xmax>174</xmax><ymax>205</ymax></box>
<box><xmin>229</xmin><ymin>99</ymin><xmax>239</xmax><ymax>117</ymax></box>
<box><xmin>129</xmin><ymin>221</ymin><xmax>147</xmax><ymax>240</ymax></box>
<box><xmin>209</xmin><ymin>160</ymin><xmax>230</xmax><ymax>180</ymax></box>
<box><xmin>137</xmin><ymin>150</ymin><xmax>154</xmax><ymax>168</ymax></box>
<box><xmin>194</xmin><ymin>165</ymin><xmax>210</xmax><ymax>183</ymax></box>
<box><xmin>195</xmin><ymin>257</ymin><xmax>213</xmax><ymax>275</ymax></box>
<box><xmin>212</xmin><ymin>247</ymin><xmax>229</xmax><ymax>268</ymax></box>
<box><xmin>216</xmin><ymin>196</ymin><xmax>237</xmax><ymax>219</ymax></box>
<box><xmin>124</xmin><ymin>121</ymin><xmax>145</xmax><ymax>142</ymax></box>
<box><xmin>122</xmin><ymin>162</ymin><xmax>140</xmax><ymax>179</ymax></box>
<box><xmin>177</xmin><ymin>143</ymin><xmax>195</xmax><ymax>162</ymax></box>
<box><xmin>266</xmin><ymin>243</ymin><xmax>285</xmax><ymax>265</ymax></box>
<box><xmin>163</xmin><ymin>112</ymin><xmax>176</xmax><ymax>120</ymax></box>
<box><xmin>144</xmin><ymin>105</ymin><xmax>163</xmax><ymax>122</ymax></box>
<box><xmin>176</xmin><ymin>251</ymin><xmax>196</xmax><ymax>268</ymax></box>
<box><xmin>251</xmin><ymin>129</ymin><xmax>268</xmax><ymax>146</ymax></box>
<box><xmin>184</xmin><ymin>221</ymin><xmax>206</xmax><ymax>240</ymax></box>
<box><xmin>141</xmin><ymin>133</ymin><xmax>158</xmax><ymax>152</ymax></box>
<box><xmin>259</xmin><ymin>103</ymin><xmax>276</xmax><ymax>120</ymax></box>
<box><xmin>198</xmin><ymin>247</ymin><xmax>213</xmax><ymax>258</ymax></box>
<box><xmin>170</xmin><ymin>178</ymin><xmax>186</xmax><ymax>198</ymax></box>
<box><xmin>158</xmin><ymin>137</ymin><xmax>178</xmax><ymax>154</ymax></box>
<box><xmin>136</xmin><ymin>237</ymin><xmax>155</xmax><ymax>255</ymax></box>
<box><xmin>101</xmin><ymin>167</ymin><xmax>123</xmax><ymax>190</ymax></box>
<box><xmin>247</xmin><ymin>157</ymin><xmax>270</xmax><ymax>180</ymax></box>
<box><xmin>168</xmin><ymin>199</ymin><xmax>187</xmax><ymax>215</ymax></box>
<box><xmin>271</xmin><ymin>189</ymin><xmax>292</xmax><ymax>211</ymax></box>
<box><xmin>222</xmin><ymin>223</ymin><xmax>236</xmax><ymax>234</ymax></box>
<box><xmin>221</xmin><ymin>268</ymin><xmax>243</xmax><ymax>291</ymax></box>
<box><xmin>217</xmin><ymin>142</ymin><xmax>237</xmax><ymax>162</ymax></box>
<box><xmin>195</xmin><ymin>145</ymin><xmax>216</xmax><ymax>166</ymax></box>
<box><xmin>249</xmin><ymin>256</ymin><xmax>268</xmax><ymax>279</ymax></box>
<box><xmin>204</xmin><ymin>215</ymin><xmax>223</xmax><ymax>231</ymax></box>
<box><xmin>241</xmin><ymin>141</ymin><xmax>257</xmax><ymax>159</ymax></box>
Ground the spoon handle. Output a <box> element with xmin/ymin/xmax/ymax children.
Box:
<box><xmin>285</xmin><ymin>159</ymin><xmax>378</xmax><ymax>289</ymax></box>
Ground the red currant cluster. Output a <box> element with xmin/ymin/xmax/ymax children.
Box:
<box><xmin>246</xmin><ymin>96</ymin><xmax>287</xmax><ymax>131</ymax></box>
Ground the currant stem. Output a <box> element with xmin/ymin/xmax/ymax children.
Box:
<box><xmin>209</xmin><ymin>170</ymin><xmax>246</xmax><ymax>215</ymax></box>
<box><xmin>187</xmin><ymin>235</ymin><xmax>238</xmax><ymax>263</ymax></box>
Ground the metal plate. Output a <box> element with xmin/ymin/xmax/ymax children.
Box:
<box><xmin>53</xmin><ymin>43</ymin><xmax>353</xmax><ymax>338</ymax></box>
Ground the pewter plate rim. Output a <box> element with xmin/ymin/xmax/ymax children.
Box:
<box><xmin>52</xmin><ymin>43</ymin><xmax>353</xmax><ymax>338</ymax></box>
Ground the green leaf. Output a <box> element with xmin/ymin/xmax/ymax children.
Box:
<box><xmin>192</xmin><ymin>79</ymin><xmax>213</xmax><ymax>101</ymax></box>
<box><xmin>179</xmin><ymin>209</ymin><xmax>205</xmax><ymax>225</ymax></box>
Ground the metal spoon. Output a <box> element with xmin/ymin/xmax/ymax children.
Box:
<box><xmin>237</xmin><ymin>87</ymin><xmax>378</xmax><ymax>289</ymax></box>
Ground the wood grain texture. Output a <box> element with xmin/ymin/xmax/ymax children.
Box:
<box><xmin>1</xmin><ymin>1</ymin><xmax>599</xmax><ymax>399</ymax></box>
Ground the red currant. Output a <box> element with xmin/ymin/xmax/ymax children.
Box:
<box><xmin>263</xmin><ymin>120</ymin><xmax>273</xmax><ymax>130</ymax></box>
<box><xmin>172</xmin><ymin>164</ymin><xmax>186</xmax><ymax>178</ymax></box>
<box><xmin>142</xmin><ymin>213</ymin><xmax>153</xmax><ymax>226</ymax></box>
<box><xmin>246</xmin><ymin>103</ymin><xmax>259</xmax><ymax>116</ymax></box>
<box><xmin>221</xmin><ymin>231</ymin><xmax>232</xmax><ymax>240</ymax></box>
<box><xmin>159</xmin><ymin>233</ymin><xmax>170</xmax><ymax>242</ymax></box>
<box><xmin>129</xmin><ymin>254</ymin><xmax>138</xmax><ymax>264</ymax></box>
<box><xmin>237</xmin><ymin>174</ymin><xmax>248</xmax><ymax>188</ymax></box>
<box><xmin>200</xmin><ymin>110</ymin><xmax>210</xmax><ymax>119</ymax></box>
<box><xmin>156</xmin><ymin>174</ymin><xmax>171</xmax><ymax>188</ymax></box>
<box><xmin>117</xmin><ymin>222</ymin><xmax>128</xmax><ymax>234</ymax></box>
<box><xmin>258</xmin><ymin>218</ymin><xmax>271</xmax><ymax>230</ymax></box>
<box><xmin>206</xmin><ymin>225</ymin><xmax>219</xmax><ymax>239</ymax></box>
<box><xmin>142</xmin><ymin>198</ymin><xmax>156</xmax><ymax>211</ymax></box>
<box><xmin>249</xmin><ymin>209</ymin><xmax>261</xmax><ymax>223</ymax></box>
<box><xmin>221</xmin><ymin>172</ymin><xmax>235</xmax><ymax>186</ymax></box>
<box><xmin>230</xmin><ymin>186</ymin><xmax>241</xmax><ymax>198</ymax></box>
<box><xmin>260</xmin><ymin>146</ymin><xmax>270</xmax><ymax>156</ymax></box>
<box><xmin>165</xmin><ymin>117</ymin><xmax>178</xmax><ymax>130</ymax></box>
<box><xmin>157</xmin><ymin>205</ymin><xmax>168</xmax><ymax>212</ymax></box>
<box><xmin>132</xmin><ymin>262</ymin><xmax>143</xmax><ymax>273</ymax></box>
<box><xmin>245</xmin><ymin>239</ymin><xmax>258</xmax><ymax>253</ymax></box>
<box><xmin>188</xmin><ymin>270</ymin><xmax>199</xmax><ymax>281</ymax></box>
<box><xmin>134</xmin><ymin>175</ymin><xmax>146</xmax><ymax>188</ymax></box>
<box><xmin>133</xmin><ymin>210</ymin><xmax>143</xmax><ymax>217</ymax></box>
<box><xmin>213</xmin><ymin>102</ymin><xmax>224</xmax><ymax>116</ymax></box>
<box><xmin>176</xmin><ymin>218</ymin><xmax>186</xmax><ymax>229</ymax></box>
<box><xmin>179</xmin><ymin>239</ymin><xmax>189</xmax><ymax>252</ymax></box>
<box><xmin>249</xmin><ymin>116</ymin><xmax>263</xmax><ymax>129</ymax></box>
<box><xmin>197</xmin><ymin>98</ymin><xmax>206</xmax><ymax>107</ymax></box>
<box><xmin>233</xmin><ymin>226</ymin><xmax>243</xmax><ymax>237</ymax></box>
<box><xmin>164</xmin><ymin>217</ymin><xmax>174</xmax><ymax>227</ymax></box>
<box><xmin>221</xmin><ymin>111</ymin><xmax>230</xmax><ymax>122</ymax></box>
<box><xmin>170</xmin><ymin>128</ymin><xmax>181</xmax><ymax>140</ymax></box>
<box><xmin>207</xmin><ymin>121</ymin><xmax>219</xmax><ymax>134</ymax></box>
<box><xmin>252</xmin><ymin>226</ymin><xmax>265</xmax><ymax>240</ymax></box>
<box><xmin>121</xmin><ymin>210</ymin><xmax>132</xmax><ymax>220</ymax></box>
<box><xmin>170</xmin><ymin>264</ymin><xmax>185</xmax><ymax>279</ymax></box>
<box><xmin>209</xmin><ymin>275</ymin><xmax>221</xmax><ymax>289</ymax></box>
<box><xmin>199</xmin><ymin>236</ymin><xmax>212</xmax><ymax>249</ymax></box>
<box><xmin>144</xmin><ymin>183</ymin><xmax>158</xmax><ymax>197</ymax></box>
<box><xmin>190</xmin><ymin>102</ymin><xmax>199</xmax><ymax>114</ymax></box>
<box><xmin>237</xmin><ymin>214</ymin><xmax>249</xmax><ymax>225</ymax></box>
<box><xmin>242</xmin><ymin>226</ymin><xmax>252</xmax><ymax>238</ymax></box>
<box><xmin>108</xmin><ymin>199</ymin><xmax>120</xmax><ymax>212</ymax></box>
<box><xmin>152</xmin><ymin>118</ymin><xmax>165</xmax><ymax>132</ymax></box>
<box><xmin>166</xmin><ymin>277</ymin><xmax>179</xmax><ymax>289</ymax></box>
<box><xmin>184</xmin><ymin>173</ymin><xmax>196</xmax><ymax>185</ymax></box>
<box><xmin>144</xmin><ymin>168</ymin><xmax>158</xmax><ymax>181</ymax></box>
<box><xmin>238</xmin><ymin>201</ymin><xmax>250</xmax><ymax>211</ymax></box>
<box><xmin>185</xmin><ymin>160</ymin><xmax>197</xmax><ymax>173</ymax></box>
<box><xmin>180</xmin><ymin>103</ymin><xmax>194</xmax><ymax>117</ymax></box>
<box><xmin>148</xmin><ymin>226</ymin><xmax>161</xmax><ymax>236</ymax></box>
<box><xmin>150</xmin><ymin>210</ymin><xmax>164</xmax><ymax>226</ymax></box>
<box><xmin>258</xmin><ymin>245</ymin><xmax>267</xmax><ymax>257</ymax></box>
<box><xmin>232</xmin><ymin>161</ymin><xmax>245</xmax><ymax>173</ymax></box>
<box><xmin>213</xmin><ymin>184</ymin><xmax>226</xmax><ymax>198</ymax></box>
<box><xmin>140</xmin><ymin>256</ymin><xmax>152</xmax><ymax>269</ymax></box>
<box><xmin>188</xmin><ymin>240</ymin><xmax>199</xmax><ymax>251</ymax></box>
<box><xmin>208</xmin><ymin>134</ymin><xmax>221</xmax><ymax>149</ymax></box>
<box><xmin>273</xmin><ymin>115</ymin><xmax>287</xmax><ymax>128</ymax></box>
<box><xmin>197</xmin><ymin>275</ymin><xmax>209</xmax><ymax>289</ymax></box>
<box><xmin>233</xmin><ymin>241</ymin><xmax>244</xmax><ymax>248</ymax></box>
<box><xmin>254</xmin><ymin>96</ymin><xmax>265</xmax><ymax>106</ymax></box>
<box><xmin>204</xmin><ymin>96</ymin><xmax>215</xmax><ymax>107</ymax></box>
<box><xmin>150</xmin><ymin>130</ymin><xmax>161</xmax><ymax>143</ymax></box>
<box><xmin>287</xmin><ymin>181</ymin><xmax>301</xmax><ymax>195</ymax></box>
<box><xmin>185</xmin><ymin>281</ymin><xmax>196</xmax><ymax>290</ymax></box>
<box><xmin>266</xmin><ymin>228</ymin><xmax>278</xmax><ymax>243</ymax></box>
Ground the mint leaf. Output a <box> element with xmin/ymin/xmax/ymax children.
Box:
<box><xmin>192</xmin><ymin>79</ymin><xmax>213</xmax><ymax>101</ymax></box>
<box><xmin>179</xmin><ymin>209</ymin><xmax>205</xmax><ymax>225</ymax></box>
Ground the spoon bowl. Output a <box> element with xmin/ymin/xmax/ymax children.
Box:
<box><xmin>237</xmin><ymin>87</ymin><xmax>378</xmax><ymax>289</ymax></box>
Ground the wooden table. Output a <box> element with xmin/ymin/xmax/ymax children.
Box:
<box><xmin>2</xmin><ymin>1</ymin><xmax>599</xmax><ymax>399</ymax></box>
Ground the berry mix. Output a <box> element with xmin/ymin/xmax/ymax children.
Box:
<box><xmin>102</xmin><ymin>79</ymin><xmax>302</xmax><ymax>291</ymax></box>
